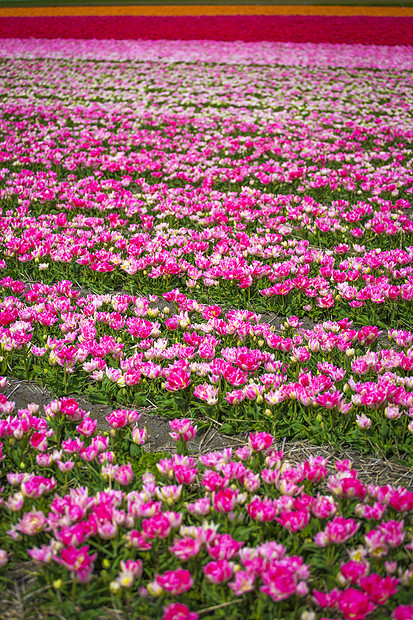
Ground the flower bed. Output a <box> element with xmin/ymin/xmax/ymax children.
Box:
<box><xmin>0</xmin><ymin>15</ymin><xmax>413</xmax><ymax>46</ymax></box>
<box><xmin>0</xmin><ymin>40</ymin><xmax>412</xmax><ymax>618</ymax></box>
<box><xmin>1</xmin><ymin>385</ymin><xmax>413</xmax><ymax>619</ymax></box>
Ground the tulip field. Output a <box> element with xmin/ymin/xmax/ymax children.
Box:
<box><xmin>0</xmin><ymin>38</ymin><xmax>413</xmax><ymax>619</ymax></box>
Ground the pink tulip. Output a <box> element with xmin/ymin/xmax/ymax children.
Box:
<box><xmin>315</xmin><ymin>516</ymin><xmax>360</xmax><ymax>546</ymax></box>
<box><xmin>249</xmin><ymin>432</ymin><xmax>274</xmax><ymax>452</ymax></box>
<box><xmin>393</xmin><ymin>606</ymin><xmax>413</xmax><ymax>620</ymax></box>
<box><xmin>142</xmin><ymin>513</ymin><xmax>171</xmax><ymax>540</ymax></box>
<box><xmin>169</xmin><ymin>537</ymin><xmax>202</xmax><ymax>561</ymax></box>
<box><xmin>156</xmin><ymin>568</ymin><xmax>193</xmax><ymax>595</ymax></box>
<box><xmin>54</xmin><ymin>545</ymin><xmax>97</xmax><ymax>583</ymax></box>
<box><xmin>276</xmin><ymin>510</ymin><xmax>310</xmax><ymax>533</ymax></box>
<box><xmin>77</xmin><ymin>418</ymin><xmax>97</xmax><ymax>437</ymax></box>
<box><xmin>228</xmin><ymin>570</ymin><xmax>256</xmax><ymax>595</ymax></box>
<box><xmin>360</xmin><ymin>573</ymin><xmax>399</xmax><ymax>605</ymax></box>
<box><xmin>132</xmin><ymin>427</ymin><xmax>148</xmax><ymax>445</ymax></box>
<box><xmin>162</xmin><ymin>603</ymin><xmax>199</xmax><ymax>620</ymax></box>
<box><xmin>213</xmin><ymin>488</ymin><xmax>239</xmax><ymax>513</ymax></box>
<box><xmin>163</xmin><ymin>368</ymin><xmax>191</xmax><ymax>392</ymax></box>
<box><xmin>16</xmin><ymin>510</ymin><xmax>46</xmax><ymax>536</ymax></box>
<box><xmin>337</xmin><ymin>588</ymin><xmax>376</xmax><ymax>620</ymax></box>
<box><xmin>203</xmin><ymin>559</ymin><xmax>234</xmax><ymax>584</ymax></box>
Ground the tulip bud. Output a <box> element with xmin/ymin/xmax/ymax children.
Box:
<box><xmin>147</xmin><ymin>581</ymin><xmax>163</xmax><ymax>597</ymax></box>
<box><xmin>110</xmin><ymin>581</ymin><xmax>121</xmax><ymax>594</ymax></box>
<box><xmin>337</xmin><ymin>573</ymin><xmax>348</xmax><ymax>587</ymax></box>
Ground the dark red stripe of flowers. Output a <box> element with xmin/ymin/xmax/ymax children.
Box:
<box><xmin>0</xmin><ymin>16</ymin><xmax>412</xmax><ymax>46</ymax></box>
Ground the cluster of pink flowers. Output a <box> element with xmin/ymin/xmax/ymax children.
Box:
<box><xmin>1</xmin><ymin>397</ymin><xmax>413</xmax><ymax>618</ymax></box>
<box><xmin>2</xmin><ymin>39</ymin><xmax>413</xmax><ymax>70</ymax></box>
<box><xmin>0</xmin><ymin>187</ymin><xmax>412</xmax><ymax>314</ymax></box>
<box><xmin>1</xmin><ymin>280</ymin><xmax>413</xmax><ymax>452</ymax></box>
<box><xmin>0</xmin><ymin>49</ymin><xmax>411</xmax><ymax>325</ymax></box>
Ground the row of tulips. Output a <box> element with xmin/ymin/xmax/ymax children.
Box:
<box><xmin>1</xmin><ymin>16</ymin><xmax>413</xmax><ymax>46</ymax></box>
<box><xmin>1</xmin><ymin>279</ymin><xmax>413</xmax><ymax>458</ymax></box>
<box><xmin>1</xmin><ymin>174</ymin><xmax>413</xmax><ymax>320</ymax></box>
<box><xmin>2</xmin><ymin>39</ymin><xmax>413</xmax><ymax>69</ymax></box>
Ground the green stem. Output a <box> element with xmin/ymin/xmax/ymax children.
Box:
<box><xmin>71</xmin><ymin>579</ymin><xmax>77</xmax><ymax>603</ymax></box>
<box><xmin>22</xmin><ymin>344</ymin><xmax>29</xmax><ymax>380</ymax></box>
<box><xmin>56</xmin><ymin>425</ymin><xmax>61</xmax><ymax>449</ymax></box>
<box><xmin>329</xmin><ymin>408</ymin><xmax>334</xmax><ymax>431</ymax></box>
